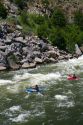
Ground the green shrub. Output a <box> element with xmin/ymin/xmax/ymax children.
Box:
<box><xmin>74</xmin><ymin>10</ymin><xmax>83</xmax><ymax>30</ymax></box>
<box><xmin>37</xmin><ymin>23</ymin><xmax>49</xmax><ymax>38</ymax></box>
<box><xmin>20</xmin><ymin>11</ymin><xmax>28</xmax><ymax>24</ymax></box>
<box><xmin>51</xmin><ymin>8</ymin><xmax>66</xmax><ymax>27</ymax></box>
<box><xmin>48</xmin><ymin>28</ymin><xmax>66</xmax><ymax>50</ymax></box>
<box><xmin>63</xmin><ymin>24</ymin><xmax>81</xmax><ymax>52</ymax></box>
<box><xmin>31</xmin><ymin>15</ymin><xmax>46</xmax><ymax>25</ymax></box>
<box><xmin>0</xmin><ymin>2</ymin><xmax>7</xmax><ymax>19</ymax></box>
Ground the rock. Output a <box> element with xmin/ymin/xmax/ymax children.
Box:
<box><xmin>38</xmin><ymin>40</ymin><xmax>48</xmax><ymax>52</ymax></box>
<box><xmin>4</xmin><ymin>35</ymin><xmax>12</xmax><ymax>44</ymax></box>
<box><xmin>47</xmin><ymin>51</ymin><xmax>59</xmax><ymax>59</ymax></box>
<box><xmin>49</xmin><ymin>58</ymin><xmax>57</xmax><ymax>63</ymax></box>
<box><xmin>58</xmin><ymin>56</ymin><xmax>65</xmax><ymax>60</ymax></box>
<box><xmin>10</xmin><ymin>4</ymin><xmax>18</xmax><ymax>14</ymax></box>
<box><xmin>0</xmin><ymin>46</ymin><xmax>7</xmax><ymax>51</ymax></box>
<box><xmin>35</xmin><ymin>57</ymin><xmax>43</xmax><ymax>64</ymax></box>
<box><xmin>22</xmin><ymin>62</ymin><xmax>36</xmax><ymax>68</ymax></box>
<box><xmin>14</xmin><ymin>37</ymin><xmax>27</xmax><ymax>44</ymax></box>
<box><xmin>7</xmin><ymin>54</ymin><xmax>20</xmax><ymax>70</ymax></box>
<box><xmin>0</xmin><ymin>51</ymin><xmax>7</xmax><ymax>66</ymax></box>
<box><xmin>33</xmin><ymin>51</ymin><xmax>41</xmax><ymax>58</ymax></box>
<box><xmin>0</xmin><ymin>39</ymin><xmax>5</xmax><ymax>46</ymax></box>
<box><xmin>80</xmin><ymin>45</ymin><xmax>83</xmax><ymax>53</ymax></box>
<box><xmin>75</xmin><ymin>44</ymin><xmax>82</xmax><ymax>56</ymax></box>
<box><xmin>0</xmin><ymin>66</ymin><xmax>6</xmax><ymax>71</ymax></box>
<box><xmin>16</xmin><ymin>25</ymin><xmax>23</xmax><ymax>30</ymax></box>
<box><xmin>20</xmin><ymin>59</ymin><xmax>28</xmax><ymax>64</ymax></box>
<box><xmin>14</xmin><ymin>37</ymin><xmax>23</xmax><ymax>42</ymax></box>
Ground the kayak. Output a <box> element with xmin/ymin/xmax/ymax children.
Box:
<box><xmin>25</xmin><ymin>88</ymin><xmax>43</xmax><ymax>93</ymax></box>
<box><xmin>67</xmin><ymin>76</ymin><xmax>79</xmax><ymax>80</ymax></box>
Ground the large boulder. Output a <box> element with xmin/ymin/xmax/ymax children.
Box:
<box><xmin>7</xmin><ymin>54</ymin><xmax>21</xmax><ymax>70</ymax></box>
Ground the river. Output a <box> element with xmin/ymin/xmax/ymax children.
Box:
<box><xmin>0</xmin><ymin>55</ymin><xmax>83</xmax><ymax>125</ymax></box>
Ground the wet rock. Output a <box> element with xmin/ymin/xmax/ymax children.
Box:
<box><xmin>58</xmin><ymin>56</ymin><xmax>65</xmax><ymax>60</ymax></box>
<box><xmin>0</xmin><ymin>65</ymin><xmax>6</xmax><ymax>71</ymax></box>
<box><xmin>49</xmin><ymin>58</ymin><xmax>57</xmax><ymax>63</ymax></box>
<box><xmin>22</xmin><ymin>62</ymin><xmax>36</xmax><ymax>68</ymax></box>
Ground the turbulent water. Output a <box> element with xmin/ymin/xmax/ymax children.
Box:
<box><xmin>0</xmin><ymin>56</ymin><xmax>83</xmax><ymax>125</ymax></box>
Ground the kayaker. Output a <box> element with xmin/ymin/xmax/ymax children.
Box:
<box><xmin>35</xmin><ymin>85</ymin><xmax>39</xmax><ymax>92</ymax></box>
<box><xmin>72</xmin><ymin>74</ymin><xmax>77</xmax><ymax>79</ymax></box>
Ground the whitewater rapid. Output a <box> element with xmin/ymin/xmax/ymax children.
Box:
<box><xmin>0</xmin><ymin>55</ymin><xmax>83</xmax><ymax>93</ymax></box>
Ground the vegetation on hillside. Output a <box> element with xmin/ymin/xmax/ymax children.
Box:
<box><xmin>0</xmin><ymin>0</ymin><xmax>83</xmax><ymax>53</ymax></box>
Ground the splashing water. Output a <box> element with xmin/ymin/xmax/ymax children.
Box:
<box><xmin>0</xmin><ymin>55</ymin><xmax>83</xmax><ymax>125</ymax></box>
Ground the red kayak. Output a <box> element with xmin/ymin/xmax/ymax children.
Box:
<box><xmin>67</xmin><ymin>75</ymin><xmax>79</xmax><ymax>80</ymax></box>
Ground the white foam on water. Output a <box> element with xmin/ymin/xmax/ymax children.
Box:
<box><xmin>13</xmin><ymin>73</ymin><xmax>31</xmax><ymax>81</ymax></box>
<box><xmin>0</xmin><ymin>79</ymin><xmax>13</xmax><ymax>86</ymax></box>
<box><xmin>55</xmin><ymin>95</ymin><xmax>68</xmax><ymax>100</ymax></box>
<box><xmin>30</xmin><ymin>73</ymin><xmax>60</xmax><ymax>86</ymax></box>
<box><xmin>58</xmin><ymin>101</ymin><xmax>75</xmax><ymax>108</ymax></box>
<box><xmin>7</xmin><ymin>84</ymin><xmax>20</xmax><ymax>93</ymax></box>
<box><xmin>12</xmin><ymin>72</ymin><xmax>61</xmax><ymax>87</ymax></box>
<box><xmin>9</xmin><ymin>106</ymin><xmax>21</xmax><ymax>112</ymax></box>
<box><xmin>55</xmin><ymin>95</ymin><xmax>75</xmax><ymax>108</ymax></box>
<box><xmin>10</xmin><ymin>111</ymin><xmax>30</xmax><ymax>123</ymax></box>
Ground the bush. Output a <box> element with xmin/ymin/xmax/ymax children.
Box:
<box><xmin>31</xmin><ymin>15</ymin><xmax>46</xmax><ymax>25</ymax></box>
<box><xmin>74</xmin><ymin>10</ymin><xmax>83</xmax><ymax>30</ymax></box>
<box><xmin>37</xmin><ymin>23</ymin><xmax>49</xmax><ymax>38</ymax></box>
<box><xmin>51</xmin><ymin>8</ymin><xmax>66</xmax><ymax>27</ymax></box>
<box><xmin>63</xmin><ymin>24</ymin><xmax>81</xmax><ymax>52</ymax></box>
<box><xmin>48</xmin><ymin>28</ymin><xmax>66</xmax><ymax>50</ymax></box>
<box><xmin>20</xmin><ymin>11</ymin><xmax>28</xmax><ymax>24</ymax></box>
<box><xmin>0</xmin><ymin>2</ymin><xmax>7</xmax><ymax>19</ymax></box>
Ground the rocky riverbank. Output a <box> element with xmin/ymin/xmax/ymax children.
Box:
<box><xmin>0</xmin><ymin>23</ymin><xmax>73</xmax><ymax>71</ymax></box>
